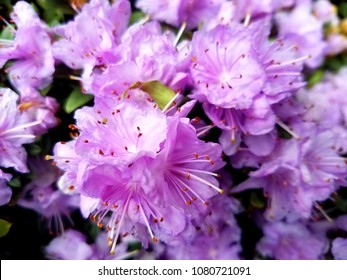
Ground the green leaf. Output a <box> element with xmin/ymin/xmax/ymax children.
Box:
<box><xmin>28</xmin><ymin>144</ymin><xmax>42</xmax><ymax>156</ymax></box>
<box><xmin>0</xmin><ymin>25</ymin><xmax>14</xmax><ymax>40</ymax></box>
<box><xmin>140</xmin><ymin>81</ymin><xmax>176</xmax><ymax>110</ymax></box>
<box><xmin>36</xmin><ymin>0</ymin><xmax>75</xmax><ymax>25</ymax></box>
<box><xmin>336</xmin><ymin>195</ymin><xmax>347</xmax><ymax>212</ymax></box>
<box><xmin>130</xmin><ymin>11</ymin><xmax>145</xmax><ymax>25</ymax></box>
<box><xmin>0</xmin><ymin>219</ymin><xmax>12</xmax><ymax>238</ymax></box>
<box><xmin>36</xmin><ymin>0</ymin><xmax>74</xmax><ymax>14</ymax></box>
<box><xmin>307</xmin><ymin>69</ymin><xmax>324</xmax><ymax>88</ymax></box>
<box><xmin>250</xmin><ymin>192</ymin><xmax>266</xmax><ymax>209</ymax></box>
<box><xmin>64</xmin><ymin>87</ymin><xmax>94</xmax><ymax>114</ymax></box>
<box><xmin>8</xmin><ymin>177</ymin><xmax>21</xmax><ymax>188</ymax></box>
<box><xmin>40</xmin><ymin>84</ymin><xmax>53</xmax><ymax>96</ymax></box>
<box><xmin>339</xmin><ymin>3</ymin><xmax>347</xmax><ymax>18</ymax></box>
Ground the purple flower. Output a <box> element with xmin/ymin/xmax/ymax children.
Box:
<box><xmin>135</xmin><ymin>0</ymin><xmax>226</xmax><ymax>29</ymax></box>
<box><xmin>45</xmin><ymin>229</ymin><xmax>133</xmax><ymax>260</ymax></box>
<box><xmin>0</xmin><ymin>170</ymin><xmax>12</xmax><ymax>206</ymax></box>
<box><xmin>189</xmin><ymin>20</ymin><xmax>305</xmax><ymax>155</ymax></box>
<box><xmin>52</xmin><ymin>0</ymin><xmax>131</xmax><ymax>70</ymax></box>
<box><xmin>227</xmin><ymin>0</ymin><xmax>296</xmax><ymax>22</ymax></box>
<box><xmin>92</xmin><ymin>231</ymin><xmax>136</xmax><ymax>260</ymax></box>
<box><xmin>249</xmin><ymin>19</ymin><xmax>306</xmax><ymax>104</ymax></box>
<box><xmin>0</xmin><ymin>1</ymin><xmax>54</xmax><ymax>91</ymax></box>
<box><xmin>335</xmin><ymin>215</ymin><xmax>347</xmax><ymax>232</ymax></box>
<box><xmin>296</xmin><ymin>67</ymin><xmax>347</xmax><ymax>129</ymax></box>
<box><xmin>165</xmin><ymin>192</ymin><xmax>242</xmax><ymax>260</ymax></box>
<box><xmin>74</xmin><ymin>97</ymin><xmax>168</xmax><ymax>166</ymax></box>
<box><xmin>257</xmin><ymin>221</ymin><xmax>328</xmax><ymax>259</ymax></box>
<box><xmin>45</xmin><ymin>230</ymin><xmax>94</xmax><ymax>260</ymax></box>
<box><xmin>80</xmin><ymin>117</ymin><xmax>224</xmax><ymax>250</ymax></box>
<box><xmin>189</xmin><ymin>24</ymin><xmax>264</xmax><ymax>110</ymax></box>
<box><xmin>233</xmin><ymin>126</ymin><xmax>347</xmax><ymax>221</ymax></box>
<box><xmin>90</xmin><ymin>21</ymin><xmax>188</xmax><ymax>98</ymax></box>
<box><xmin>275</xmin><ymin>1</ymin><xmax>326</xmax><ymax>68</ymax></box>
<box><xmin>0</xmin><ymin>88</ymin><xmax>40</xmax><ymax>173</ymax></box>
<box><xmin>332</xmin><ymin>238</ymin><xmax>347</xmax><ymax>260</ymax></box>
<box><xmin>325</xmin><ymin>34</ymin><xmax>347</xmax><ymax>56</ymax></box>
<box><xmin>18</xmin><ymin>88</ymin><xmax>59</xmax><ymax>134</ymax></box>
<box><xmin>52</xmin><ymin>94</ymin><xmax>225</xmax><ymax>250</ymax></box>
<box><xmin>312</xmin><ymin>0</ymin><xmax>338</xmax><ymax>24</ymax></box>
<box><xmin>18</xmin><ymin>157</ymin><xmax>79</xmax><ymax>233</ymax></box>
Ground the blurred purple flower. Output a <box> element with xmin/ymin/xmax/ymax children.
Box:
<box><xmin>332</xmin><ymin>238</ymin><xmax>347</xmax><ymax>260</ymax></box>
<box><xmin>165</xmin><ymin>193</ymin><xmax>242</xmax><ymax>260</ymax></box>
<box><xmin>257</xmin><ymin>221</ymin><xmax>328</xmax><ymax>259</ymax></box>
<box><xmin>233</xmin><ymin>127</ymin><xmax>347</xmax><ymax>221</ymax></box>
<box><xmin>18</xmin><ymin>157</ymin><xmax>79</xmax><ymax>233</ymax></box>
<box><xmin>275</xmin><ymin>0</ymin><xmax>326</xmax><ymax>68</ymax></box>
<box><xmin>0</xmin><ymin>170</ymin><xmax>12</xmax><ymax>206</ymax></box>
<box><xmin>136</xmin><ymin>0</ymin><xmax>226</xmax><ymax>29</ymax></box>
<box><xmin>45</xmin><ymin>229</ymin><xmax>94</xmax><ymax>260</ymax></box>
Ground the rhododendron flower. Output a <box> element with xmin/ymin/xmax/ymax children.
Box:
<box><xmin>0</xmin><ymin>1</ymin><xmax>54</xmax><ymax>91</ymax></box>
<box><xmin>233</xmin><ymin>127</ymin><xmax>347</xmax><ymax>221</ymax></box>
<box><xmin>18</xmin><ymin>157</ymin><xmax>79</xmax><ymax>233</ymax></box>
<box><xmin>0</xmin><ymin>88</ymin><xmax>41</xmax><ymax>173</ymax></box>
<box><xmin>0</xmin><ymin>170</ymin><xmax>12</xmax><ymax>206</ymax></box>
<box><xmin>52</xmin><ymin>0</ymin><xmax>131</xmax><ymax>70</ymax></box>
<box><xmin>331</xmin><ymin>238</ymin><xmax>347</xmax><ymax>260</ymax></box>
<box><xmin>257</xmin><ymin>221</ymin><xmax>328</xmax><ymax>259</ymax></box>
<box><xmin>51</xmin><ymin>94</ymin><xmax>225</xmax><ymax>250</ymax></box>
<box><xmin>90</xmin><ymin>21</ymin><xmax>189</xmax><ymax>98</ymax></box>
<box><xmin>136</xmin><ymin>0</ymin><xmax>226</xmax><ymax>29</ymax></box>
<box><xmin>275</xmin><ymin>0</ymin><xmax>326</xmax><ymax>68</ymax></box>
<box><xmin>190</xmin><ymin>24</ymin><xmax>264</xmax><ymax>110</ymax></box>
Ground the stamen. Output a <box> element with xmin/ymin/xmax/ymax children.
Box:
<box><xmin>0</xmin><ymin>38</ymin><xmax>13</xmax><ymax>47</ymax></box>
<box><xmin>277</xmin><ymin>120</ymin><xmax>301</xmax><ymax>140</ymax></box>
<box><xmin>0</xmin><ymin>120</ymin><xmax>42</xmax><ymax>136</ymax></box>
<box><xmin>5</xmin><ymin>134</ymin><xmax>36</xmax><ymax>140</ymax></box>
<box><xmin>175</xmin><ymin>170</ymin><xmax>224</xmax><ymax>194</ymax></box>
<box><xmin>314</xmin><ymin>203</ymin><xmax>333</xmax><ymax>222</ymax></box>
<box><xmin>69</xmin><ymin>75</ymin><xmax>83</xmax><ymax>81</ymax></box>
<box><xmin>174</xmin><ymin>21</ymin><xmax>186</xmax><ymax>47</ymax></box>
<box><xmin>138</xmin><ymin>203</ymin><xmax>157</xmax><ymax>243</ymax></box>
<box><xmin>0</xmin><ymin>15</ymin><xmax>16</xmax><ymax>33</ymax></box>
<box><xmin>175</xmin><ymin>176</ymin><xmax>207</xmax><ymax>205</ymax></box>
<box><xmin>196</xmin><ymin>124</ymin><xmax>215</xmax><ymax>138</ymax></box>
<box><xmin>268</xmin><ymin>55</ymin><xmax>311</xmax><ymax>68</ymax></box>
<box><xmin>180</xmin><ymin>167</ymin><xmax>221</xmax><ymax>178</ymax></box>
<box><xmin>244</xmin><ymin>11</ymin><xmax>252</xmax><ymax>27</ymax></box>
<box><xmin>110</xmin><ymin>191</ymin><xmax>132</xmax><ymax>254</ymax></box>
<box><xmin>162</xmin><ymin>92</ymin><xmax>180</xmax><ymax>113</ymax></box>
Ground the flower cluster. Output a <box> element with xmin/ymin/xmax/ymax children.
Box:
<box><xmin>1</xmin><ymin>0</ymin><xmax>347</xmax><ymax>260</ymax></box>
